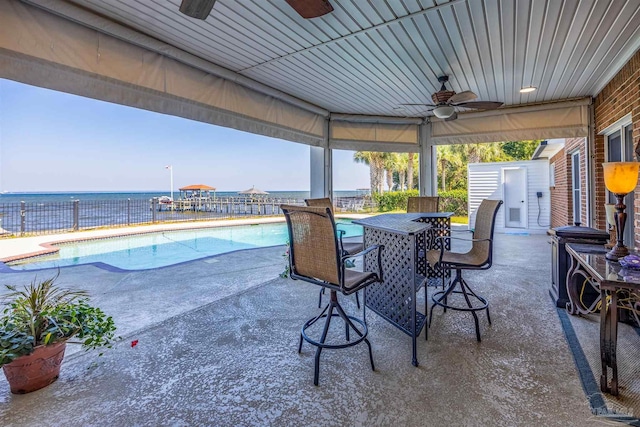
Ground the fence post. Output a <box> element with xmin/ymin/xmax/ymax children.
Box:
<box><xmin>152</xmin><ymin>198</ymin><xmax>158</xmax><ymax>223</ymax></box>
<box><xmin>73</xmin><ymin>200</ymin><xmax>79</xmax><ymax>231</ymax></box>
<box><xmin>20</xmin><ymin>201</ymin><xmax>26</xmax><ymax>235</ymax></box>
<box><xmin>127</xmin><ymin>198</ymin><xmax>131</xmax><ymax>225</ymax></box>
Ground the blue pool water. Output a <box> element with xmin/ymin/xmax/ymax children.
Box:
<box><xmin>6</xmin><ymin>221</ymin><xmax>363</xmax><ymax>271</ymax></box>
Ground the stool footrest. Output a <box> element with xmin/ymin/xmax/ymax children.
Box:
<box><xmin>299</xmin><ymin>295</ymin><xmax>375</xmax><ymax>386</ymax></box>
<box><xmin>431</xmin><ymin>289</ymin><xmax>488</xmax><ymax>312</ymax></box>
<box><xmin>429</xmin><ymin>274</ymin><xmax>491</xmax><ymax>342</ymax></box>
<box><xmin>301</xmin><ymin>313</ymin><xmax>369</xmax><ymax>349</ymax></box>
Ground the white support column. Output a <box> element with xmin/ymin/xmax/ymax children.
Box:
<box><xmin>418</xmin><ymin>121</ymin><xmax>436</xmax><ymax>196</ymax></box>
<box><xmin>310</xmin><ymin>119</ymin><xmax>332</xmax><ymax>199</ymax></box>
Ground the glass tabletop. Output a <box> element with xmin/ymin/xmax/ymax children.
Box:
<box><xmin>567</xmin><ymin>243</ymin><xmax>640</xmax><ymax>288</ymax></box>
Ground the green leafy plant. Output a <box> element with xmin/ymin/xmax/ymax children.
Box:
<box><xmin>439</xmin><ymin>189</ymin><xmax>468</xmax><ymax>216</ymax></box>
<box><xmin>371</xmin><ymin>188</ymin><xmax>469</xmax><ymax>216</ymax></box>
<box><xmin>0</xmin><ymin>274</ymin><xmax>116</xmax><ymax>366</ymax></box>
<box><xmin>280</xmin><ymin>241</ymin><xmax>290</xmax><ymax>278</ymax></box>
<box><xmin>373</xmin><ymin>190</ymin><xmax>419</xmax><ymax>212</ymax></box>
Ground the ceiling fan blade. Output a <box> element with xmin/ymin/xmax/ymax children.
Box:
<box><xmin>448</xmin><ymin>91</ymin><xmax>477</xmax><ymax>104</ymax></box>
<box><xmin>444</xmin><ymin>112</ymin><xmax>458</xmax><ymax>121</ymax></box>
<box><xmin>285</xmin><ymin>0</ymin><xmax>334</xmax><ymax>18</ymax></box>
<box><xmin>400</xmin><ymin>103</ymin><xmax>437</xmax><ymax>108</ymax></box>
<box><xmin>455</xmin><ymin>101</ymin><xmax>503</xmax><ymax>110</ymax></box>
<box><xmin>179</xmin><ymin>0</ymin><xmax>217</xmax><ymax>20</ymax></box>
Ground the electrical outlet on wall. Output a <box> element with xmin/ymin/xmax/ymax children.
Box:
<box><xmin>536</xmin><ymin>192</ymin><xmax>543</xmax><ymax>198</ymax></box>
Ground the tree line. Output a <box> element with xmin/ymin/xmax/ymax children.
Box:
<box><xmin>354</xmin><ymin>140</ymin><xmax>541</xmax><ymax>193</ymax></box>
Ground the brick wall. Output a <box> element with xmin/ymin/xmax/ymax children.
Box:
<box><xmin>550</xmin><ymin>138</ymin><xmax>587</xmax><ymax>228</ymax></box>
<box><xmin>550</xmin><ymin>150</ymin><xmax>568</xmax><ymax>228</ymax></box>
<box><xmin>594</xmin><ymin>49</ymin><xmax>640</xmax><ymax>248</ymax></box>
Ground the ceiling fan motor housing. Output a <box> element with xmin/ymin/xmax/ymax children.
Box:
<box><xmin>432</xmin><ymin>90</ymin><xmax>455</xmax><ymax>104</ymax></box>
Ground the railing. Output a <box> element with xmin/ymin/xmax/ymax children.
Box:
<box><xmin>0</xmin><ymin>196</ymin><xmax>375</xmax><ymax>237</ymax></box>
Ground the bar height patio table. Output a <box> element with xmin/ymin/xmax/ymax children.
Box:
<box><xmin>353</xmin><ymin>212</ymin><xmax>453</xmax><ymax>366</ymax></box>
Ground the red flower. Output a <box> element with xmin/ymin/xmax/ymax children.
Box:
<box><xmin>131</xmin><ymin>340</ymin><xmax>139</xmax><ymax>348</ymax></box>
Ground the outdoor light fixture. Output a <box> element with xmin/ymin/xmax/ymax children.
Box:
<box><xmin>433</xmin><ymin>105</ymin><xmax>455</xmax><ymax>119</ymax></box>
<box><xmin>180</xmin><ymin>0</ymin><xmax>217</xmax><ymax>20</ymax></box>
<box><xmin>602</xmin><ymin>162</ymin><xmax>639</xmax><ymax>260</ymax></box>
<box><xmin>520</xmin><ymin>86</ymin><xmax>537</xmax><ymax>93</ymax></box>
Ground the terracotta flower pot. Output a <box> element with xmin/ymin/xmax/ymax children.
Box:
<box><xmin>2</xmin><ymin>342</ymin><xmax>66</xmax><ymax>394</ymax></box>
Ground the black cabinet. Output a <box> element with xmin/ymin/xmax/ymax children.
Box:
<box><xmin>549</xmin><ymin>224</ymin><xmax>609</xmax><ymax>308</ymax></box>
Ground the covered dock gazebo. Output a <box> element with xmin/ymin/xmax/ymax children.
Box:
<box><xmin>178</xmin><ymin>184</ymin><xmax>216</xmax><ymax>200</ymax></box>
<box><xmin>177</xmin><ymin>184</ymin><xmax>216</xmax><ymax>211</ymax></box>
<box><xmin>238</xmin><ymin>186</ymin><xmax>269</xmax><ymax>197</ymax></box>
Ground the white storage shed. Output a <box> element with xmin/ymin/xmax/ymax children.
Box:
<box><xmin>468</xmin><ymin>160</ymin><xmax>551</xmax><ymax>234</ymax></box>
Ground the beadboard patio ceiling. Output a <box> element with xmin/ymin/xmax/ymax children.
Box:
<box><xmin>59</xmin><ymin>0</ymin><xmax>640</xmax><ymax>116</ymax></box>
<box><xmin>3</xmin><ymin>0</ymin><xmax>640</xmax><ymax>147</ymax></box>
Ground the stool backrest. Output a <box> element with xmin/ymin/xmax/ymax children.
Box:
<box><xmin>469</xmin><ymin>199</ymin><xmax>503</xmax><ymax>267</ymax></box>
<box><xmin>304</xmin><ymin>197</ymin><xmax>335</xmax><ymax>215</ymax></box>
<box><xmin>407</xmin><ymin>196</ymin><xmax>440</xmax><ymax>213</ymax></box>
<box><xmin>281</xmin><ymin>204</ymin><xmax>341</xmax><ymax>285</ymax></box>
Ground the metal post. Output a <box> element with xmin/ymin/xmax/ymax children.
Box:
<box><xmin>152</xmin><ymin>198</ymin><xmax>158</xmax><ymax>223</ymax></box>
<box><xmin>418</xmin><ymin>121</ymin><xmax>436</xmax><ymax>196</ymax></box>
<box><xmin>165</xmin><ymin>165</ymin><xmax>174</xmax><ymax>211</ymax></box>
<box><xmin>73</xmin><ymin>200</ymin><xmax>79</xmax><ymax>231</ymax></box>
<box><xmin>20</xmin><ymin>201</ymin><xmax>26</xmax><ymax>235</ymax></box>
<box><xmin>127</xmin><ymin>198</ymin><xmax>131</xmax><ymax>225</ymax></box>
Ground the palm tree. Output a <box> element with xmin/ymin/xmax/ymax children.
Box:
<box><xmin>440</xmin><ymin>156</ymin><xmax>447</xmax><ymax>192</ymax></box>
<box><xmin>355</xmin><ymin>151</ymin><xmax>419</xmax><ymax>192</ymax></box>
<box><xmin>407</xmin><ymin>153</ymin><xmax>415</xmax><ymax>190</ymax></box>
<box><xmin>354</xmin><ymin>151</ymin><xmax>386</xmax><ymax>193</ymax></box>
<box><xmin>467</xmin><ymin>142</ymin><xmax>508</xmax><ymax>163</ymax></box>
<box><xmin>437</xmin><ymin>142</ymin><xmax>509</xmax><ymax>190</ymax></box>
<box><xmin>395</xmin><ymin>153</ymin><xmax>409</xmax><ymax>191</ymax></box>
<box><xmin>383</xmin><ymin>153</ymin><xmax>400</xmax><ymax>191</ymax></box>
<box><xmin>501</xmin><ymin>140</ymin><xmax>541</xmax><ymax>160</ymax></box>
<box><xmin>437</xmin><ymin>145</ymin><xmax>463</xmax><ymax>191</ymax></box>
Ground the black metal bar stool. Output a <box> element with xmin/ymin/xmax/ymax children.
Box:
<box><xmin>427</xmin><ymin>199</ymin><xmax>503</xmax><ymax>342</ymax></box>
<box><xmin>281</xmin><ymin>204</ymin><xmax>384</xmax><ymax>386</ymax></box>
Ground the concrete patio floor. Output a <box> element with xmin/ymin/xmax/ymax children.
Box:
<box><xmin>0</xmin><ymin>231</ymin><xmax>611</xmax><ymax>426</ymax></box>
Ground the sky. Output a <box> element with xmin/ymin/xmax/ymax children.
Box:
<box><xmin>0</xmin><ymin>79</ymin><xmax>370</xmax><ymax>192</ymax></box>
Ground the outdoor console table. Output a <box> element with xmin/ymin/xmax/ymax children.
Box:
<box><xmin>566</xmin><ymin>243</ymin><xmax>640</xmax><ymax>396</ymax></box>
<box><xmin>353</xmin><ymin>212</ymin><xmax>453</xmax><ymax>366</ymax></box>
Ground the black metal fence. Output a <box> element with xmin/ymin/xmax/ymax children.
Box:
<box><xmin>0</xmin><ymin>196</ymin><xmax>375</xmax><ymax>237</ymax></box>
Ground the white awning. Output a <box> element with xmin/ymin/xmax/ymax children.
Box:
<box><xmin>329</xmin><ymin>118</ymin><xmax>420</xmax><ymax>153</ymax></box>
<box><xmin>430</xmin><ymin>98</ymin><xmax>590</xmax><ymax>145</ymax></box>
<box><xmin>0</xmin><ymin>0</ymin><xmax>326</xmax><ymax>146</ymax></box>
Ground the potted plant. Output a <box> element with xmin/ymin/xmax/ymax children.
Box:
<box><xmin>0</xmin><ymin>274</ymin><xmax>116</xmax><ymax>394</ymax></box>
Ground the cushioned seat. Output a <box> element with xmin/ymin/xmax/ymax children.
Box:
<box><xmin>426</xmin><ymin>246</ymin><xmax>489</xmax><ymax>268</ymax></box>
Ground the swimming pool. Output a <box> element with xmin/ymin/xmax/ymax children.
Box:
<box><xmin>5</xmin><ymin>220</ymin><xmax>363</xmax><ymax>271</ymax></box>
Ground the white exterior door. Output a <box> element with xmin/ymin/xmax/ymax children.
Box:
<box><xmin>504</xmin><ymin>168</ymin><xmax>527</xmax><ymax>228</ymax></box>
